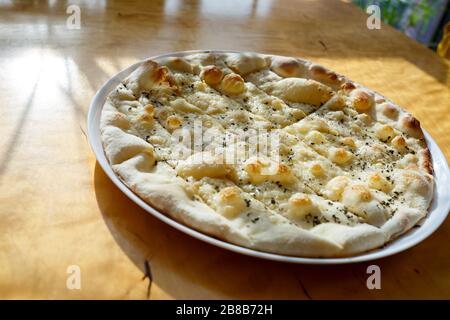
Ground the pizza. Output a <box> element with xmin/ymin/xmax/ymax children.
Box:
<box><xmin>100</xmin><ymin>51</ymin><xmax>434</xmax><ymax>257</ymax></box>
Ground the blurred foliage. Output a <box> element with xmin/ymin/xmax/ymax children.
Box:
<box><xmin>352</xmin><ymin>0</ymin><xmax>442</xmax><ymax>35</ymax></box>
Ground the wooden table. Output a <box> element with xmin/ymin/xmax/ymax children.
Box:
<box><xmin>0</xmin><ymin>0</ymin><xmax>449</xmax><ymax>299</ymax></box>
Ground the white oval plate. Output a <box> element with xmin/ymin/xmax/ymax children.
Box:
<box><xmin>87</xmin><ymin>50</ymin><xmax>450</xmax><ymax>264</ymax></box>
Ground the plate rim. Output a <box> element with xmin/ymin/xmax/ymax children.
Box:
<box><xmin>87</xmin><ymin>50</ymin><xmax>450</xmax><ymax>265</ymax></box>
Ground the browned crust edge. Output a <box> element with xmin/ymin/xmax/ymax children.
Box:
<box><xmin>421</xmin><ymin>148</ymin><xmax>434</xmax><ymax>175</ymax></box>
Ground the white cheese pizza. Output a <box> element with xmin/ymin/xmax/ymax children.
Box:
<box><xmin>100</xmin><ymin>51</ymin><xmax>434</xmax><ymax>257</ymax></box>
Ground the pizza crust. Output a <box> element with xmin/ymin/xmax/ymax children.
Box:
<box><xmin>100</xmin><ymin>52</ymin><xmax>434</xmax><ymax>257</ymax></box>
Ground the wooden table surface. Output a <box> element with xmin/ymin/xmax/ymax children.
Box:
<box><xmin>0</xmin><ymin>0</ymin><xmax>449</xmax><ymax>299</ymax></box>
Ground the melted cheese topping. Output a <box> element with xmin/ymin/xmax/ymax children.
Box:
<box><xmin>104</xmin><ymin>52</ymin><xmax>433</xmax><ymax>237</ymax></box>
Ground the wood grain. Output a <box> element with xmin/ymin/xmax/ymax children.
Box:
<box><xmin>0</xmin><ymin>0</ymin><xmax>449</xmax><ymax>299</ymax></box>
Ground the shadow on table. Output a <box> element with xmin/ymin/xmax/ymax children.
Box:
<box><xmin>93</xmin><ymin>162</ymin><xmax>450</xmax><ymax>299</ymax></box>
